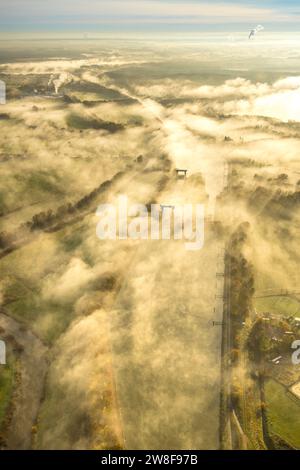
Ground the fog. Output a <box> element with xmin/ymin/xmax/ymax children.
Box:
<box><xmin>0</xmin><ymin>34</ymin><xmax>299</xmax><ymax>450</ymax></box>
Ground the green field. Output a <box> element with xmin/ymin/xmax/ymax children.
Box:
<box><xmin>265</xmin><ymin>379</ymin><xmax>300</xmax><ymax>449</ymax></box>
<box><xmin>0</xmin><ymin>357</ymin><xmax>15</xmax><ymax>429</ymax></box>
<box><xmin>255</xmin><ymin>296</ymin><xmax>300</xmax><ymax>317</ymax></box>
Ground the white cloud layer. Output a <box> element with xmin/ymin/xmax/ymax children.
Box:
<box><xmin>135</xmin><ymin>76</ymin><xmax>300</xmax><ymax>122</ymax></box>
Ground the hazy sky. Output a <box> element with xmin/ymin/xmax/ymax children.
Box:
<box><xmin>1</xmin><ymin>0</ymin><xmax>300</xmax><ymax>31</ymax></box>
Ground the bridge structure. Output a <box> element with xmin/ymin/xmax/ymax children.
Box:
<box><xmin>175</xmin><ymin>168</ymin><xmax>188</xmax><ymax>179</ymax></box>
